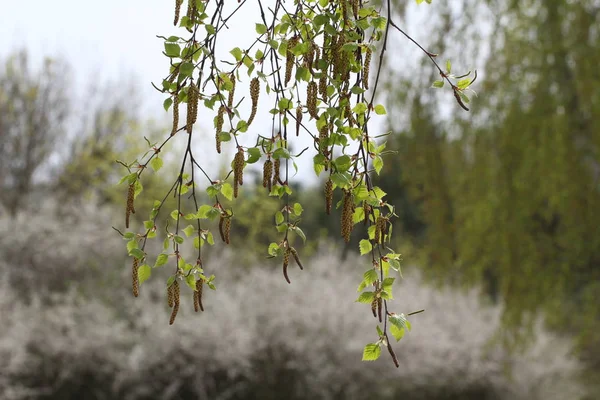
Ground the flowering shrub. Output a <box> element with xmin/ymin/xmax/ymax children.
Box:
<box><xmin>0</xmin><ymin>208</ymin><xmax>585</xmax><ymax>400</ymax></box>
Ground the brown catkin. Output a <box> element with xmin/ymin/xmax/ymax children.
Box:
<box><xmin>219</xmin><ymin>214</ymin><xmax>226</xmax><ymax>242</ymax></box>
<box><xmin>196</xmin><ymin>279</ymin><xmax>204</xmax><ymax>311</ymax></box>
<box><xmin>215</xmin><ymin>105</ymin><xmax>225</xmax><ymax>153</ymax></box>
<box><xmin>263</xmin><ymin>159</ymin><xmax>273</xmax><ymax>191</ymax></box>
<box><xmin>227</xmin><ymin>74</ymin><xmax>236</xmax><ymax>109</ymax></box>
<box><xmin>186</xmin><ymin>0</ymin><xmax>195</xmax><ymax>24</ymax></box>
<box><xmin>186</xmin><ymin>82</ymin><xmax>199</xmax><ymax>133</ymax></box>
<box><xmin>283</xmin><ymin>247</ymin><xmax>291</xmax><ymax>284</ymax></box>
<box><xmin>325</xmin><ymin>179</ymin><xmax>333</xmax><ymax>215</ymax></box>
<box><xmin>169</xmin><ymin>280</ymin><xmax>180</xmax><ymax>325</ymax></box>
<box><xmin>371</xmin><ymin>297</ymin><xmax>378</xmax><ymax>318</ymax></box>
<box><xmin>352</xmin><ymin>0</ymin><xmax>359</xmax><ymax>18</ymax></box>
<box><xmin>273</xmin><ymin>158</ymin><xmax>280</xmax><ymax>187</ymax></box>
<box><xmin>290</xmin><ymin>247</ymin><xmax>304</xmax><ymax>270</ymax></box>
<box><xmin>363</xmin><ymin>201</ymin><xmax>371</xmax><ymax>226</ymax></box>
<box><xmin>377</xmin><ymin>296</ymin><xmax>383</xmax><ymax>323</ymax></box>
<box><xmin>248</xmin><ymin>77</ymin><xmax>260</xmax><ymax>125</ymax></box>
<box><xmin>167</xmin><ymin>281</ymin><xmax>175</xmax><ymax>308</ymax></box>
<box><xmin>307</xmin><ymin>81</ymin><xmax>318</xmax><ymax>119</ymax></box>
<box><xmin>285</xmin><ymin>36</ymin><xmax>299</xmax><ymax>86</ymax></box>
<box><xmin>295</xmin><ymin>105</ymin><xmax>302</xmax><ymax>136</ymax></box>
<box><xmin>193</xmin><ymin>290</ymin><xmax>199</xmax><ymax>312</ymax></box>
<box><xmin>319</xmin><ymin>74</ymin><xmax>328</xmax><ymax>103</ymax></box>
<box><xmin>341</xmin><ymin>0</ymin><xmax>348</xmax><ymax>26</ymax></box>
<box><xmin>341</xmin><ymin>189</ymin><xmax>354</xmax><ymax>242</ymax></box>
<box><xmin>174</xmin><ymin>0</ymin><xmax>183</xmax><ymax>25</ymax></box>
<box><xmin>304</xmin><ymin>43</ymin><xmax>315</xmax><ymax>71</ymax></box>
<box><xmin>223</xmin><ymin>216</ymin><xmax>231</xmax><ymax>244</ymax></box>
<box><xmin>374</xmin><ymin>216</ymin><xmax>383</xmax><ymax>244</ymax></box>
<box><xmin>363</xmin><ymin>47</ymin><xmax>372</xmax><ymax>90</ymax></box>
<box><xmin>387</xmin><ymin>339</ymin><xmax>400</xmax><ymax>368</ymax></box>
<box><xmin>132</xmin><ymin>258</ymin><xmax>139</xmax><ymax>297</ymax></box>
<box><xmin>126</xmin><ymin>183</ymin><xmax>135</xmax><ymax>229</ymax></box>
<box><xmin>171</xmin><ymin>94</ymin><xmax>179</xmax><ymax>135</ymax></box>
<box><xmin>233</xmin><ymin>147</ymin><xmax>245</xmax><ymax>187</ymax></box>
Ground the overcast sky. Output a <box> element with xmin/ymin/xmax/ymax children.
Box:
<box><xmin>1</xmin><ymin>1</ymin><xmax>451</xmax><ymax>186</ymax></box>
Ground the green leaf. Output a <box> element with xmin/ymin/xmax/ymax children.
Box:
<box><xmin>356</xmin><ymin>291</ymin><xmax>375</xmax><ymax>304</ymax></box>
<box><xmin>129</xmin><ymin>248</ymin><xmax>145</xmax><ymax>260</ymax></box>
<box><xmin>221</xmin><ymin>183</ymin><xmax>234</xmax><ymax>201</ymax></box>
<box><xmin>183</xmin><ymin>225</ymin><xmax>195</xmax><ymax>237</ymax></box>
<box><xmin>150</xmin><ymin>157</ymin><xmax>163</xmax><ymax>172</ymax></box>
<box><xmin>446</xmin><ymin>59</ymin><xmax>452</xmax><ymax>73</ymax></box>
<box><xmin>362</xmin><ymin>343</ymin><xmax>381</xmax><ymax>361</ymax></box>
<box><xmin>126</xmin><ymin>239</ymin><xmax>138</xmax><ymax>253</ymax></box>
<box><xmin>293</xmin><ymin>203</ymin><xmax>303</xmax><ymax>216</ymax></box>
<box><xmin>275</xmin><ymin>211</ymin><xmax>284</xmax><ymax>225</ymax></box>
<box><xmin>389</xmin><ymin>313</ymin><xmax>410</xmax><ymax>332</ymax></box>
<box><xmin>246</xmin><ymin>147</ymin><xmax>261</xmax><ymax>164</ymax></box>
<box><xmin>206</xmin><ymin>231</ymin><xmax>215</xmax><ymax>245</ymax></box>
<box><xmin>164</xmin><ymin>43</ymin><xmax>181</xmax><ymax>57</ymax></box>
<box><xmin>382</xmin><ymin>277</ymin><xmax>395</xmax><ymax>291</ymax></box>
<box><xmin>292</xmin><ymin>226</ymin><xmax>306</xmax><ymax>242</ymax></box>
<box><xmin>174</xmin><ymin>235</ymin><xmax>184</xmax><ymax>244</ymax></box>
<box><xmin>196</xmin><ymin>205</ymin><xmax>213</xmax><ymax>219</ymax></box>
<box><xmin>255</xmin><ymin>23</ymin><xmax>267</xmax><ymax>34</ymax></box>
<box><xmin>179</xmin><ymin>62</ymin><xmax>194</xmax><ymax>78</ymax></box>
<box><xmin>359</xmin><ymin>239</ymin><xmax>372</xmax><ymax>255</ymax></box>
<box><xmin>154</xmin><ymin>253</ymin><xmax>169</xmax><ymax>268</ymax></box>
<box><xmin>432</xmin><ymin>80</ymin><xmax>445</xmax><ymax>88</ymax></box>
<box><xmin>373</xmin><ymin>156</ymin><xmax>383</xmax><ymax>175</ymax></box>
<box><xmin>363</xmin><ymin>268</ymin><xmax>379</xmax><ymax>286</ymax></box>
<box><xmin>334</xmin><ymin>155</ymin><xmax>351</xmax><ymax>172</ymax></box>
<box><xmin>230</xmin><ymin>47</ymin><xmax>243</xmax><ymax>61</ymax></box>
<box><xmin>185</xmin><ymin>274</ymin><xmax>197</xmax><ymax>290</ymax></box>
<box><xmin>163</xmin><ymin>97</ymin><xmax>173</xmax><ymax>111</ymax></box>
<box><xmin>137</xmin><ymin>264</ymin><xmax>152</xmax><ymax>284</ymax></box>
<box><xmin>374</xmin><ymin>104</ymin><xmax>386</xmax><ymax>115</ymax></box>
<box><xmin>390</xmin><ymin>324</ymin><xmax>406</xmax><ymax>342</ymax></box>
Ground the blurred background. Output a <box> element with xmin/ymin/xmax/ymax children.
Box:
<box><xmin>1</xmin><ymin>0</ymin><xmax>598</xmax><ymax>399</ymax></box>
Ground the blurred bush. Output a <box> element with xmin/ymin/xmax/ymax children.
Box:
<box><xmin>0</xmin><ymin>205</ymin><xmax>585</xmax><ymax>400</ymax></box>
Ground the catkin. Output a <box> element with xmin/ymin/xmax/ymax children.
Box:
<box><xmin>341</xmin><ymin>0</ymin><xmax>348</xmax><ymax>26</ymax></box>
<box><xmin>263</xmin><ymin>159</ymin><xmax>273</xmax><ymax>191</ymax></box>
<box><xmin>387</xmin><ymin>340</ymin><xmax>400</xmax><ymax>368</ymax></box>
<box><xmin>319</xmin><ymin>74</ymin><xmax>328</xmax><ymax>103</ymax></box>
<box><xmin>363</xmin><ymin>201</ymin><xmax>371</xmax><ymax>226</ymax></box>
<box><xmin>283</xmin><ymin>247</ymin><xmax>291</xmax><ymax>284</ymax></box>
<box><xmin>126</xmin><ymin>183</ymin><xmax>135</xmax><ymax>229</ymax></box>
<box><xmin>290</xmin><ymin>247</ymin><xmax>304</xmax><ymax>270</ymax></box>
<box><xmin>377</xmin><ymin>296</ymin><xmax>383</xmax><ymax>322</ymax></box>
<box><xmin>186</xmin><ymin>0</ymin><xmax>195</xmax><ymax>24</ymax></box>
<box><xmin>285</xmin><ymin>36</ymin><xmax>299</xmax><ymax>86</ymax></box>
<box><xmin>186</xmin><ymin>82</ymin><xmax>199</xmax><ymax>133</ymax></box>
<box><xmin>325</xmin><ymin>178</ymin><xmax>333</xmax><ymax>215</ymax></box>
<box><xmin>168</xmin><ymin>281</ymin><xmax>175</xmax><ymax>308</ymax></box>
<box><xmin>374</xmin><ymin>216</ymin><xmax>383</xmax><ymax>244</ymax></box>
<box><xmin>216</xmin><ymin>105</ymin><xmax>225</xmax><ymax>153</ymax></box>
<box><xmin>132</xmin><ymin>258</ymin><xmax>139</xmax><ymax>297</ymax></box>
<box><xmin>351</xmin><ymin>0</ymin><xmax>359</xmax><ymax>18</ymax></box>
<box><xmin>248</xmin><ymin>77</ymin><xmax>260</xmax><ymax>125</ymax></box>
<box><xmin>363</xmin><ymin>47</ymin><xmax>372</xmax><ymax>90</ymax></box>
<box><xmin>171</xmin><ymin>94</ymin><xmax>179</xmax><ymax>135</ymax></box>
<box><xmin>273</xmin><ymin>158</ymin><xmax>280</xmax><ymax>187</ymax></box>
<box><xmin>296</xmin><ymin>105</ymin><xmax>303</xmax><ymax>136</ymax></box>
<box><xmin>174</xmin><ymin>0</ymin><xmax>183</xmax><ymax>25</ymax></box>
<box><xmin>341</xmin><ymin>189</ymin><xmax>354</xmax><ymax>242</ymax></box>
<box><xmin>169</xmin><ymin>279</ymin><xmax>180</xmax><ymax>325</ymax></box>
<box><xmin>227</xmin><ymin>73</ymin><xmax>236</xmax><ymax>109</ymax></box>
<box><xmin>371</xmin><ymin>297</ymin><xmax>378</xmax><ymax>318</ymax></box>
<box><xmin>233</xmin><ymin>147</ymin><xmax>245</xmax><ymax>187</ymax></box>
<box><xmin>307</xmin><ymin>81</ymin><xmax>318</xmax><ymax>119</ymax></box>
<box><xmin>223</xmin><ymin>216</ymin><xmax>231</xmax><ymax>244</ymax></box>
<box><xmin>194</xmin><ymin>279</ymin><xmax>204</xmax><ymax>312</ymax></box>
<box><xmin>219</xmin><ymin>214</ymin><xmax>226</xmax><ymax>243</ymax></box>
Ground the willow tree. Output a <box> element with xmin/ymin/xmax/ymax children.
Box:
<box><xmin>117</xmin><ymin>0</ymin><xmax>475</xmax><ymax>366</ymax></box>
<box><xmin>382</xmin><ymin>0</ymin><xmax>600</xmax><ymax>359</ymax></box>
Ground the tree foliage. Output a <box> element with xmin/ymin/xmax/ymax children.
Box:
<box><xmin>119</xmin><ymin>0</ymin><xmax>476</xmax><ymax>365</ymax></box>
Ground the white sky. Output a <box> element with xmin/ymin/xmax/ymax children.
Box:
<box><xmin>1</xmin><ymin>0</ymin><xmax>458</xmax><ymax>187</ymax></box>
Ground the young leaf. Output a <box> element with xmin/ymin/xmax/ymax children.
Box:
<box><xmin>359</xmin><ymin>239</ymin><xmax>373</xmax><ymax>255</ymax></box>
<box><xmin>137</xmin><ymin>264</ymin><xmax>152</xmax><ymax>284</ymax></box>
<box><xmin>356</xmin><ymin>291</ymin><xmax>375</xmax><ymax>304</ymax></box>
<box><xmin>362</xmin><ymin>343</ymin><xmax>381</xmax><ymax>361</ymax></box>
